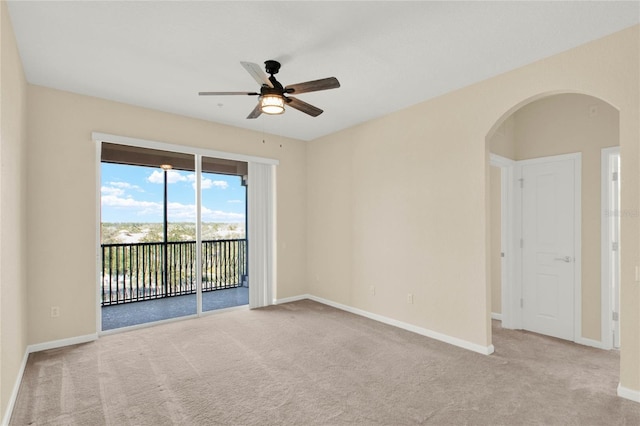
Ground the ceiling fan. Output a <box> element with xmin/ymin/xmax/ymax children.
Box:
<box><xmin>199</xmin><ymin>60</ymin><xmax>340</xmax><ymax>119</ymax></box>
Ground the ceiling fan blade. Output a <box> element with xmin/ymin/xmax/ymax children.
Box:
<box><xmin>240</xmin><ymin>61</ymin><xmax>274</xmax><ymax>88</ymax></box>
<box><xmin>198</xmin><ymin>91</ymin><xmax>259</xmax><ymax>96</ymax></box>
<box><xmin>285</xmin><ymin>96</ymin><xmax>323</xmax><ymax>117</ymax></box>
<box><xmin>247</xmin><ymin>103</ymin><xmax>262</xmax><ymax>119</ymax></box>
<box><xmin>285</xmin><ymin>77</ymin><xmax>340</xmax><ymax>95</ymax></box>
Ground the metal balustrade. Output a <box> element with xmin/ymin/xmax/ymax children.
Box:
<box><xmin>101</xmin><ymin>239</ymin><xmax>247</xmax><ymax>306</ymax></box>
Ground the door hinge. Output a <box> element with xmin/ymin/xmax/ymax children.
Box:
<box><xmin>518</xmin><ymin>178</ymin><xmax>524</xmax><ymax>188</ymax></box>
<box><xmin>612</xmin><ymin>242</ymin><xmax>619</xmax><ymax>251</ymax></box>
<box><xmin>612</xmin><ymin>171</ymin><xmax>619</xmax><ymax>182</ymax></box>
<box><xmin>520</xmin><ymin>239</ymin><xmax>524</xmax><ymax>249</ymax></box>
<box><xmin>613</xmin><ymin>311</ymin><xmax>619</xmax><ymax>321</ymax></box>
<box><xmin>520</xmin><ymin>298</ymin><xmax>524</xmax><ymax>308</ymax></box>
<box><xmin>501</xmin><ymin>252</ymin><xmax>505</xmax><ymax>258</ymax></box>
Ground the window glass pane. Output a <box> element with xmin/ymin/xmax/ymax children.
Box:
<box><xmin>200</xmin><ymin>158</ymin><xmax>248</xmax><ymax>312</ymax></box>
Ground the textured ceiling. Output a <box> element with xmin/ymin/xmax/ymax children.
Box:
<box><xmin>7</xmin><ymin>1</ymin><xmax>640</xmax><ymax>141</ymax></box>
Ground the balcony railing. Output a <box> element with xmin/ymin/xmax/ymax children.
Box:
<box><xmin>101</xmin><ymin>238</ymin><xmax>247</xmax><ymax>306</ymax></box>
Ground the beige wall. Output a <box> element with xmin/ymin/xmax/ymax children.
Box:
<box><xmin>514</xmin><ymin>94</ymin><xmax>619</xmax><ymax>341</ymax></box>
<box><xmin>309</xmin><ymin>101</ymin><xmax>491</xmax><ymax>347</ymax></box>
<box><xmin>308</xmin><ymin>26</ymin><xmax>640</xmax><ymax>391</ymax></box>
<box><xmin>0</xmin><ymin>0</ymin><xmax>28</xmax><ymax>418</ymax></box>
<box><xmin>490</xmin><ymin>166</ymin><xmax>501</xmax><ymax>315</ymax></box>
<box><xmin>26</xmin><ymin>86</ymin><xmax>308</xmax><ymax>344</ymax></box>
<box><xmin>490</xmin><ymin>116</ymin><xmax>516</xmax><ymax>160</ymax></box>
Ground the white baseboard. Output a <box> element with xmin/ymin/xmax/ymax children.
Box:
<box><xmin>3</xmin><ymin>302</ymin><xmax>263</xmax><ymax>424</ymax></box>
<box><xmin>2</xmin><ymin>334</ymin><xmax>98</xmax><ymax>424</ymax></box>
<box><xmin>1</xmin><ymin>349</ymin><xmax>29</xmax><ymax>426</ymax></box>
<box><xmin>306</xmin><ymin>295</ymin><xmax>494</xmax><ymax>356</ymax></box>
<box><xmin>273</xmin><ymin>294</ymin><xmax>310</xmax><ymax>305</ymax></box>
<box><xmin>27</xmin><ymin>333</ymin><xmax>98</xmax><ymax>354</ymax></box>
<box><xmin>618</xmin><ymin>383</ymin><xmax>640</xmax><ymax>403</ymax></box>
<box><xmin>491</xmin><ymin>312</ymin><xmax>502</xmax><ymax>321</ymax></box>
<box><xmin>575</xmin><ymin>336</ymin><xmax>604</xmax><ymax>350</ymax></box>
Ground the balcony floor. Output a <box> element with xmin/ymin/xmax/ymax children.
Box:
<box><xmin>101</xmin><ymin>286</ymin><xmax>249</xmax><ymax>331</ymax></box>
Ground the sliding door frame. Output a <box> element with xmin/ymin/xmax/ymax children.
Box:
<box><xmin>93</xmin><ymin>132</ymin><xmax>278</xmax><ymax>334</ymax></box>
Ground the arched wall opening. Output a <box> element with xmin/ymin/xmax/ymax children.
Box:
<box><xmin>473</xmin><ymin>25</ymin><xmax>639</xmax><ymax>396</ymax></box>
<box><xmin>485</xmin><ymin>91</ymin><xmax>622</xmax><ymax>366</ymax></box>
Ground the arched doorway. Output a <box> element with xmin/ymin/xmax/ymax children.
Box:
<box><xmin>486</xmin><ymin>93</ymin><xmax>620</xmax><ymax>348</ymax></box>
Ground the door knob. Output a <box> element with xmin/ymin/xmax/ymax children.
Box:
<box><xmin>554</xmin><ymin>256</ymin><xmax>572</xmax><ymax>263</ymax></box>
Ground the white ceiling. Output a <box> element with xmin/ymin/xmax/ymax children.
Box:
<box><xmin>7</xmin><ymin>1</ymin><xmax>640</xmax><ymax>141</ymax></box>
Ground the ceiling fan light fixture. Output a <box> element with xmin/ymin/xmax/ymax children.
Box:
<box><xmin>260</xmin><ymin>95</ymin><xmax>285</xmax><ymax>115</ymax></box>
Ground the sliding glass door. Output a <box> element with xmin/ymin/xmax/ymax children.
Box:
<box><xmin>100</xmin><ymin>146</ymin><xmax>252</xmax><ymax>330</ymax></box>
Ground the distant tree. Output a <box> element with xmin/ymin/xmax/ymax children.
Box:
<box><xmin>101</xmin><ymin>224</ymin><xmax>122</xmax><ymax>244</ymax></box>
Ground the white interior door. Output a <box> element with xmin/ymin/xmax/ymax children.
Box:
<box><xmin>521</xmin><ymin>157</ymin><xmax>577</xmax><ymax>341</ymax></box>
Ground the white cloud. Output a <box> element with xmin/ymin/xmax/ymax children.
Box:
<box><xmin>101</xmin><ymin>186</ymin><xmax>124</xmax><ymax>196</ymax></box>
<box><xmin>166</xmin><ymin>201</ymin><xmax>196</xmax><ymax>220</ymax></box>
<box><xmin>201</xmin><ymin>178</ymin><xmax>228</xmax><ymax>190</ymax></box>
<box><xmin>201</xmin><ymin>206</ymin><xmax>245</xmax><ymax>222</ymax></box>
<box><xmin>185</xmin><ymin>175</ymin><xmax>228</xmax><ymax>190</ymax></box>
<box><xmin>167</xmin><ymin>203</ymin><xmax>243</xmax><ymax>221</ymax></box>
<box><xmin>102</xmin><ymin>194</ymin><xmax>243</xmax><ymax>222</ymax></box>
<box><xmin>101</xmin><ymin>195</ymin><xmax>160</xmax><ymax>209</ymax></box>
<box><xmin>147</xmin><ymin>171</ymin><xmax>164</xmax><ymax>184</ymax></box>
<box><xmin>148</xmin><ymin>170</ymin><xmax>188</xmax><ymax>184</ymax></box>
<box><xmin>109</xmin><ymin>181</ymin><xmax>142</xmax><ymax>191</ymax></box>
<box><xmin>227</xmin><ymin>199</ymin><xmax>243</xmax><ymax>203</ymax></box>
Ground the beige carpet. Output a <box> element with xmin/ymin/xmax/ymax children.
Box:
<box><xmin>10</xmin><ymin>300</ymin><xmax>640</xmax><ymax>425</ymax></box>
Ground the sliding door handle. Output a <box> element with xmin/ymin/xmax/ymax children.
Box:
<box><xmin>554</xmin><ymin>256</ymin><xmax>572</xmax><ymax>263</ymax></box>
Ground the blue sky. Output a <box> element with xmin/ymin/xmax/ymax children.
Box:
<box><xmin>101</xmin><ymin>163</ymin><xmax>245</xmax><ymax>223</ymax></box>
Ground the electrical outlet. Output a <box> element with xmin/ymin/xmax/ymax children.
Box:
<box><xmin>370</xmin><ymin>286</ymin><xmax>376</xmax><ymax>296</ymax></box>
<box><xmin>50</xmin><ymin>306</ymin><xmax>60</xmax><ymax>318</ymax></box>
<box><xmin>407</xmin><ymin>293</ymin><xmax>413</xmax><ymax>304</ymax></box>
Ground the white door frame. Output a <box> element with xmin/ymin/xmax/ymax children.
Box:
<box><xmin>601</xmin><ymin>146</ymin><xmax>620</xmax><ymax>350</ymax></box>
<box><xmin>498</xmin><ymin>153</ymin><xmax>584</xmax><ymax>344</ymax></box>
<box><xmin>489</xmin><ymin>154</ymin><xmax>516</xmax><ymax>328</ymax></box>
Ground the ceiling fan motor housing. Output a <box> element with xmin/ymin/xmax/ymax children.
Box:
<box><xmin>261</xmin><ymin>86</ymin><xmax>284</xmax><ymax>97</ymax></box>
